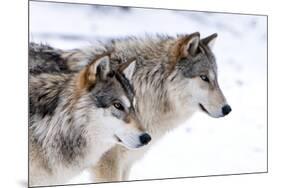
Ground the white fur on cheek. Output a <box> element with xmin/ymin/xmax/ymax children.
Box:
<box><xmin>87</xmin><ymin>108</ymin><xmax>142</xmax><ymax>149</ymax></box>
<box><xmin>121</xmin><ymin>95</ymin><xmax>131</xmax><ymax>109</ymax></box>
<box><xmin>209</xmin><ymin>71</ymin><xmax>215</xmax><ymax>81</ymax></box>
<box><xmin>133</xmin><ymin>97</ymin><xmax>136</xmax><ymax>108</ymax></box>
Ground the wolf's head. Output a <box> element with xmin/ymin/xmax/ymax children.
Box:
<box><xmin>76</xmin><ymin>54</ymin><xmax>151</xmax><ymax>149</ymax></box>
<box><xmin>168</xmin><ymin>32</ymin><xmax>231</xmax><ymax>118</ymax></box>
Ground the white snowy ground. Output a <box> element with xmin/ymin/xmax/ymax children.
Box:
<box><xmin>29</xmin><ymin>1</ymin><xmax>267</xmax><ymax>183</ymax></box>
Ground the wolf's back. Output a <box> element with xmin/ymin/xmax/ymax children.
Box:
<box><xmin>29</xmin><ymin>42</ymin><xmax>70</xmax><ymax>74</ymax></box>
<box><xmin>28</xmin><ymin>36</ymin><xmax>174</xmax><ymax>75</ymax></box>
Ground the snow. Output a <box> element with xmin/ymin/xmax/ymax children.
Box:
<box><xmin>29</xmin><ymin>1</ymin><xmax>267</xmax><ymax>184</ymax></box>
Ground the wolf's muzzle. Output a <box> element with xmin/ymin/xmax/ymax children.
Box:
<box><xmin>139</xmin><ymin>133</ymin><xmax>151</xmax><ymax>145</ymax></box>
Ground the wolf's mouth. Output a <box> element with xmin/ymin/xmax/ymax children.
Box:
<box><xmin>114</xmin><ymin>135</ymin><xmax>122</xmax><ymax>143</ymax></box>
<box><xmin>114</xmin><ymin>134</ymin><xmax>143</xmax><ymax>149</ymax></box>
<box><xmin>199</xmin><ymin>103</ymin><xmax>209</xmax><ymax>114</ymax></box>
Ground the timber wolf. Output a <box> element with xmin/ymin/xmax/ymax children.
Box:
<box><xmin>29</xmin><ymin>32</ymin><xmax>231</xmax><ymax>182</ymax></box>
<box><xmin>29</xmin><ymin>54</ymin><xmax>151</xmax><ymax>186</ymax></box>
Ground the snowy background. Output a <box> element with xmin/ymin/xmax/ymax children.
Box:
<box><xmin>29</xmin><ymin>1</ymin><xmax>267</xmax><ymax>184</ymax></box>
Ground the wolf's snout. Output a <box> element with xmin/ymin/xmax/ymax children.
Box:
<box><xmin>139</xmin><ymin>133</ymin><xmax>151</xmax><ymax>145</ymax></box>
<box><xmin>222</xmin><ymin>105</ymin><xmax>232</xmax><ymax>116</ymax></box>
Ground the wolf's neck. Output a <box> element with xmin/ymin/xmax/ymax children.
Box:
<box><xmin>132</xmin><ymin>66</ymin><xmax>191</xmax><ymax>137</ymax></box>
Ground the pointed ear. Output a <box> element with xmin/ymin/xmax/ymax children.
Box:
<box><xmin>84</xmin><ymin>55</ymin><xmax>110</xmax><ymax>84</ymax></box>
<box><xmin>186</xmin><ymin>32</ymin><xmax>200</xmax><ymax>56</ymax></box>
<box><xmin>174</xmin><ymin>32</ymin><xmax>200</xmax><ymax>59</ymax></box>
<box><xmin>201</xmin><ymin>33</ymin><xmax>218</xmax><ymax>49</ymax></box>
<box><xmin>119</xmin><ymin>59</ymin><xmax>136</xmax><ymax>81</ymax></box>
<box><xmin>89</xmin><ymin>55</ymin><xmax>111</xmax><ymax>81</ymax></box>
<box><xmin>77</xmin><ymin>55</ymin><xmax>111</xmax><ymax>90</ymax></box>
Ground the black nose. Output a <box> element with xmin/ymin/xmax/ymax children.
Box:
<box><xmin>139</xmin><ymin>133</ymin><xmax>151</xmax><ymax>145</ymax></box>
<box><xmin>222</xmin><ymin>105</ymin><xmax>232</xmax><ymax>116</ymax></box>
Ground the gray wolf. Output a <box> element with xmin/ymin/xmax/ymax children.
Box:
<box><xmin>29</xmin><ymin>54</ymin><xmax>151</xmax><ymax>186</ymax></box>
<box><xmin>29</xmin><ymin>32</ymin><xmax>231</xmax><ymax>182</ymax></box>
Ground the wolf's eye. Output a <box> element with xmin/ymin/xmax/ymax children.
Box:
<box><xmin>113</xmin><ymin>102</ymin><xmax>125</xmax><ymax>111</ymax></box>
<box><xmin>200</xmin><ymin>75</ymin><xmax>209</xmax><ymax>82</ymax></box>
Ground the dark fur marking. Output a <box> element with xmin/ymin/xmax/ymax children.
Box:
<box><xmin>60</xmin><ymin>133</ymin><xmax>87</xmax><ymax>163</ymax></box>
<box><xmin>114</xmin><ymin>72</ymin><xmax>134</xmax><ymax>102</ymax></box>
<box><xmin>29</xmin><ymin>75</ymin><xmax>71</xmax><ymax>118</ymax></box>
<box><xmin>94</xmin><ymin>95</ymin><xmax>113</xmax><ymax>108</ymax></box>
<box><xmin>29</xmin><ymin>43</ymin><xmax>71</xmax><ymax>75</ymax></box>
<box><xmin>37</xmin><ymin>92</ymin><xmax>60</xmax><ymax>118</ymax></box>
<box><xmin>150</xmin><ymin>69</ymin><xmax>160</xmax><ymax>80</ymax></box>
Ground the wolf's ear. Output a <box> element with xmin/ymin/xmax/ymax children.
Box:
<box><xmin>187</xmin><ymin>32</ymin><xmax>200</xmax><ymax>55</ymax></box>
<box><xmin>175</xmin><ymin>32</ymin><xmax>200</xmax><ymax>58</ymax></box>
<box><xmin>201</xmin><ymin>33</ymin><xmax>218</xmax><ymax>49</ymax></box>
<box><xmin>88</xmin><ymin>55</ymin><xmax>111</xmax><ymax>82</ymax></box>
<box><xmin>77</xmin><ymin>55</ymin><xmax>111</xmax><ymax>90</ymax></box>
<box><xmin>119</xmin><ymin>59</ymin><xmax>136</xmax><ymax>81</ymax></box>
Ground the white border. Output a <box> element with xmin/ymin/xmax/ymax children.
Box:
<box><xmin>0</xmin><ymin>0</ymin><xmax>279</xmax><ymax>187</ymax></box>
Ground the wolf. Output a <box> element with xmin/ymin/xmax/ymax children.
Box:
<box><xmin>29</xmin><ymin>32</ymin><xmax>232</xmax><ymax>182</ymax></box>
<box><xmin>29</xmin><ymin>54</ymin><xmax>152</xmax><ymax>186</ymax></box>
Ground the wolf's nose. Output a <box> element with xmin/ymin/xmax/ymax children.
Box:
<box><xmin>139</xmin><ymin>133</ymin><xmax>151</xmax><ymax>145</ymax></box>
<box><xmin>222</xmin><ymin>105</ymin><xmax>232</xmax><ymax>116</ymax></box>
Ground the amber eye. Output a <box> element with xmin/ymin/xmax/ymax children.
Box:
<box><xmin>113</xmin><ymin>102</ymin><xmax>125</xmax><ymax>111</ymax></box>
<box><xmin>200</xmin><ymin>75</ymin><xmax>210</xmax><ymax>82</ymax></box>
